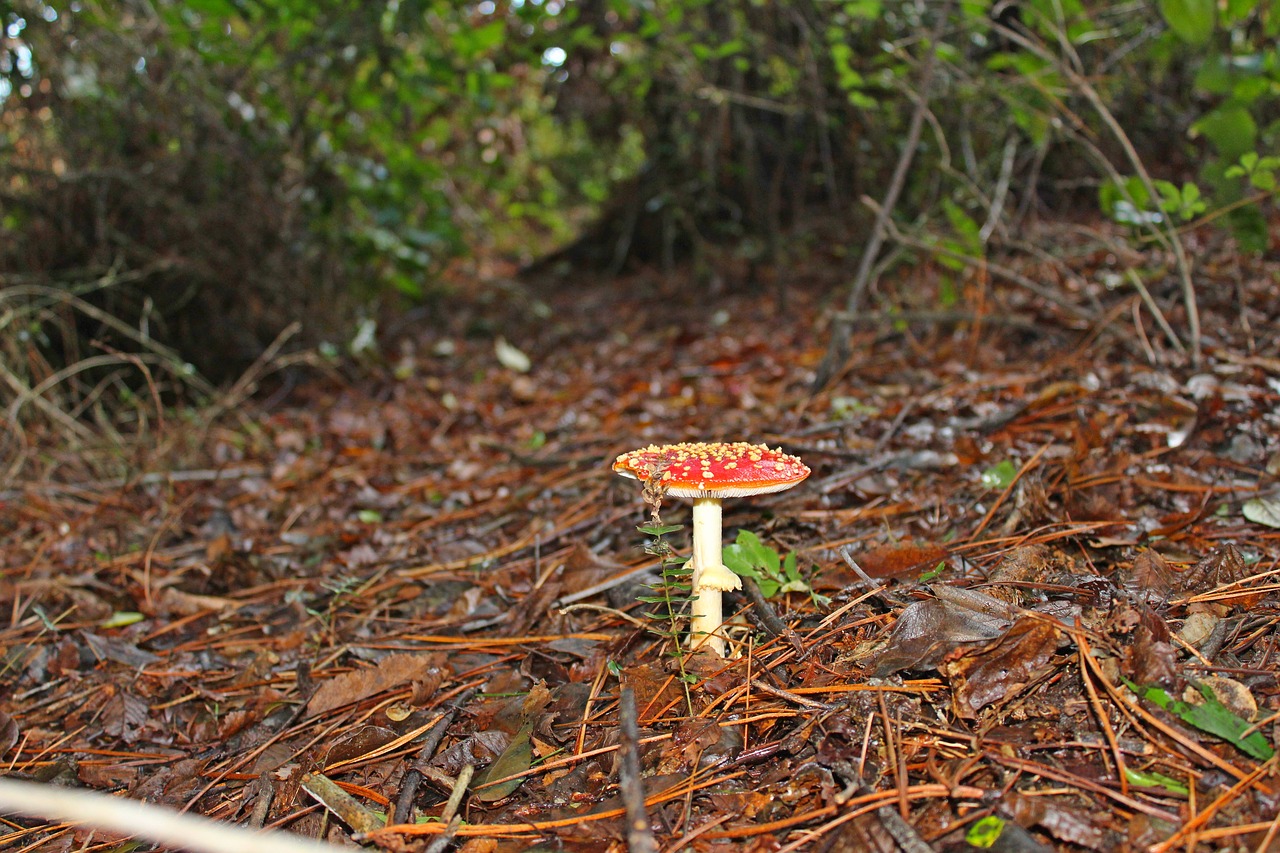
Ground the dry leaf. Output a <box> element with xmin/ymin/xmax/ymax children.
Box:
<box><xmin>306</xmin><ymin>652</ymin><xmax>449</xmax><ymax>716</ymax></box>
<box><xmin>874</xmin><ymin>596</ymin><xmax>1009</xmax><ymax>676</ymax></box>
<box><xmin>852</xmin><ymin>542</ymin><xmax>948</xmax><ymax>579</ymax></box>
<box><xmin>941</xmin><ymin>617</ymin><xmax>1063</xmax><ymax>719</ymax></box>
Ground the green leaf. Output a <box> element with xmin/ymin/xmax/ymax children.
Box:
<box><xmin>1228</xmin><ymin>206</ymin><xmax>1269</xmax><ymax>254</ymax></box>
<box><xmin>942</xmin><ymin>198</ymin><xmax>982</xmax><ymax>256</ymax></box>
<box><xmin>1223</xmin><ymin>0</ymin><xmax>1260</xmax><ymax>24</ymax></box>
<box><xmin>782</xmin><ymin>552</ymin><xmax>800</xmax><ymax>582</ymax></box>
<box><xmin>965</xmin><ymin>815</ymin><xmax>1006</xmax><ymax>847</ymax></box>
<box><xmin>100</xmin><ymin>611</ymin><xmax>146</xmax><ymax>629</ymax></box>
<box><xmin>735</xmin><ymin>529</ymin><xmax>780</xmax><ymax>574</ymax></box>
<box><xmin>638</xmin><ymin>524</ymin><xmax>684</xmax><ymax>536</ymax></box>
<box><xmin>723</xmin><ymin>545</ymin><xmax>763</xmax><ymax>579</ymax></box>
<box><xmin>1192</xmin><ymin>105</ymin><xmax>1258</xmax><ymax>161</ymax></box>
<box><xmin>1131</xmin><ymin>681</ymin><xmax>1274</xmax><ymax>760</ymax></box>
<box><xmin>918</xmin><ymin>562</ymin><xmax>946</xmax><ymax>582</ymax></box>
<box><xmin>1158</xmin><ymin>0</ymin><xmax>1216</xmax><ymax>44</ymax></box>
<box><xmin>472</xmin><ymin>723</ymin><xmax>534</xmax><ymax>801</ymax></box>
<box><xmin>1124</xmin><ymin>766</ymin><xmax>1190</xmax><ymax>794</ymax></box>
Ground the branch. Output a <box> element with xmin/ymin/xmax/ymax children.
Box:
<box><xmin>813</xmin><ymin>0</ymin><xmax>955</xmax><ymax>392</ymax></box>
<box><xmin>0</xmin><ymin>778</ymin><xmax>344</xmax><ymax>853</ymax></box>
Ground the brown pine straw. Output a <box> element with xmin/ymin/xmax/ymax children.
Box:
<box><xmin>1174</xmin><ymin>817</ymin><xmax>1280</xmax><ymax>851</ymax></box>
<box><xmin>966</xmin><ymin>441</ymin><xmax>1051</xmax><ymax>541</ymax></box>
<box><xmin>1076</xmin><ymin>632</ymin><xmax>1128</xmax><ymax>796</ymax></box>
<box><xmin>366</xmin><ymin>780</ymin><xmax>986</xmax><ymax>842</ymax></box>
<box><xmin>1077</xmin><ymin>627</ymin><xmax>1267</xmax><ymax>790</ymax></box>
<box><xmin>984</xmin><ymin>754</ymin><xmax>1181</xmax><ymax>823</ymax></box>
<box><xmin>1149</xmin><ymin>760</ymin><xmax>1278</xmax><ymax>853</ymax></box>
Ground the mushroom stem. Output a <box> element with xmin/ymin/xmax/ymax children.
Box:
<box><xmin>689</xmin><ymin>497</ymin><xmax>741</xmax><ymax>656</ymax></box>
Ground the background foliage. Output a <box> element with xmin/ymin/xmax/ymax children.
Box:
<box><xmin>1</xmin><ymin>0</ymin><xmax>1276</xmax><ymax>420</ymax></box>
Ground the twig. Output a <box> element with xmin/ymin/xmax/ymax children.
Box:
<box><xmin>559</xmin><ymin>602</ymin><xmax>651</xmax><ymax>630</ymax></box>
<box><xmin>441</xmin><ymin>765</ymin><xmax>473</xmax><ymax>824</ymax></box>
<box><xmin>619</xmin><ymin>687</ymin><xmax>659</xmax><ymax>853</ymax></box>
<box><xmin>1126</xmin><ymin>268</ymin><xmax>1186</xmax><ymax>356</ymax></box>
<box><xmin>837</xmin><ymin>547</ymin><xmax>884</xmax><ymax>590</ymax></box>
<box><xmin>980</xmin><ymin>133</ymin><xmax>1019</xmax><ymax>244</ymax></box>
<box><xmin>0</xmin><ymin>778</ymin><xmax>343</xmax><ymax>853</ymax></box>
<box><xmin>868</xmin><ymin>206</ymin><xmax>1096</xmax><ymax>322</ymax></box>
<box><xmin>552</xmin><ymin>563</ymin><xmax>659</xmax><ymax>608</ymax></box>
<box><xmin>813</xmin><ymin>0</ymin><xmax>955</xmax><ymax>392</ymax></box>
<box><xmin>394</xmin><ymin>688</ymin><xmax>476</xmax><ymax>824</ymax></box>
<box><xmin>749</xmin><ymin>679</ymin><xmax>829</xmax><ymax>710</ymax></box>
<box><xmin>990</xmin><ymin>16</ymin><xmax>1201</xmax><ymax>363</ymax></box>
<box><xmin>423</xmin><ymin>816</ymin><xmax>462</xmax><ymax>853</ymax></box>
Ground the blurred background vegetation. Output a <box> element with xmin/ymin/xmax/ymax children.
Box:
<box><xmin>0</xmin><ymin>0</ymin><xmax>1276</xmax><ymax>442</ymax></box>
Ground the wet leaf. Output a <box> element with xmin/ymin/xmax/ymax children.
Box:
<box><xmin>81</xmin><ymin>632</ymin><xmax>161</xmax><ymax>668</ymax></box>
<box><xmin>1177</xmin><ymin>546</ymin><xmax>1246</xmax><ymax>593</ymax></box>
<box><xmin>1004</xmin><ymin>790</ymin><xmax>1107</xmax><ymax>848</ymax></box>
<box><xmin>321</xmin><ymin>725</ymin><xmax>400</xmax><ymax>769</ymax></box>
<box><xmin>849</xmin><ymin>542</ymin><xmax>949</xmax><ymax>580</ymax></box>
<box><xmin>941</xmin><ymin>617</ymin><xmax>1063</xmax><ymax>719</ymax></box>
<box><xmin>101</xmin><ymin>690</ymin><xmax>150</xmax><ymax>743</ymax></box>
<box><xmin>470</xmin><ymin>682</ymin><xmax>552</xmax><ymax>802</ymax></box>
<box><xmin>874</xmin><ymin>596</ymin><xmax>1009</xmax><ymax>676</ymax></box>
<box><xmin>0</xmin><ymin>710</ymin><xmax>17</xmax><ymax>759</ymax></box>
<box><xmin>432</xmin><ymin>730</ymin><xmax>511</xmax><ymax>776</ymax></box>
<box><xmin>1242</xmin><ymin>497</ymin><xmax>1280</xmax><ymax>529</ymax></box>
<box><xmin>1124</xmin><ymin>621</ymin><xmax>1178</xmax><ymax>689</ymax></box>
<box><xmin>1125</xmin><ymin>549</ymin><xmax>1175</xmax><ymax>603</ymax></box>
<box><xmin>470</xmin><ymin>726</ymin><xmax>534</xmax><ymax>802</ymax></box>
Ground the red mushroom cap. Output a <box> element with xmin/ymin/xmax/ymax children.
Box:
<box><xmin>612</xmin><ymin>441</ymin><xmax>810</xmax><ymax>498</ymax></box>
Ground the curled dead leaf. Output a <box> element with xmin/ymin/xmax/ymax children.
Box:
<box><xmin>940</xmin><ymin>617</ymin><xmax>1063</xmax><ymax>719</ymax></box>
<box><xmin>874</xmin><ymin>596</ymin><xmax>1008</xmax><ymax>677</ymax></box>
<box><xmin>306</xmin><ymin>652</ymin><xmax>450</xmax><ymax>716</ymax></box>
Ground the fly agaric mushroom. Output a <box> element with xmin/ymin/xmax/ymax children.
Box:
<box><xmin>612</xmin><ymin>441</ymin><xmax>810</xmax><ymax>656</ymax></box>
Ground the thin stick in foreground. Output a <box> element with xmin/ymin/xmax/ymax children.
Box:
<box><xmin>0</xmin><ymin>778</ymin><xmax>344</xmax><ymax>853</ymax></box>
<box><xmin>619</xmin><ymin>687</ymin><xmax>658</xmax><ymax>853</ymax></box>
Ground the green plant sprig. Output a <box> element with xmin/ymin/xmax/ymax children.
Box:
<box><xmin>723</xmin><ymin>529</ymin><xmax>830</xmax><ymax>608</ymax></box>
<box><xmin>634</xmin><ymin>521</ymin><xmax>697</xmax><ymax>713</ymax></box>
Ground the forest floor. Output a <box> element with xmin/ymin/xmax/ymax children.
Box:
<box><xmin>3</xmin><ymin>218</ymin><xmax>1280</xmax><ymax>852</ymax></box>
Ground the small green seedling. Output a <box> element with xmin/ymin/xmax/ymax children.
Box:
<box><xmin>980</xmin><ymin>459</ymin><xmax>1019</xmax><ymax>490</ymax></box>
<box><xmin>723</xmin><ymin>530</ymin><xmax>828</xmax><ymax>606</ymax></box>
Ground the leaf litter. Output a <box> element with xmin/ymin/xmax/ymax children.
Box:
<box><xmin>2</xmin><ymin>227</ymin><xmax>1280</xmax><ymax>851</ymax></box>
